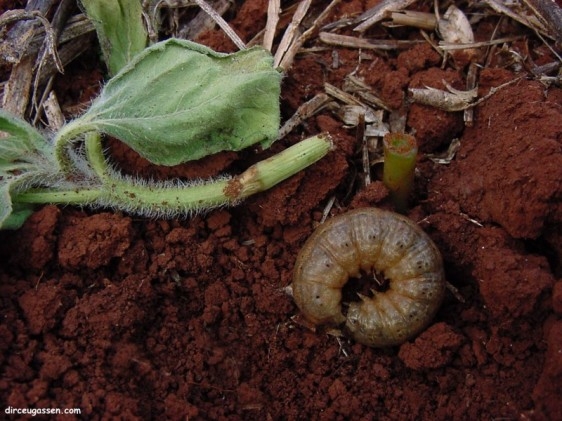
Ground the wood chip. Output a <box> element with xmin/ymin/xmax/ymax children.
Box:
<box><xmin>389</xmin><ymin>10</ymin><xmax>437</xmax><ymax>30</ymax></box>
<box><xmin>275</xmin><ymin>0</ymin><xmax>341</xmax><ymax>71</ymax></box>
<box><xmin>325</xmin><ymin>82</ymin><xmax>362</xmax><ymax>106</ymax></box>
<box><xmin>353</xmin><ymin>0</ymin><xmax>418</xmax><ymax>32</ymax></box>
<box><xmin>523</xmin><ymin>0</ymin><xmax>562</xmax><ymax>42</ymax></box>
<box><xmin>319</xmin><ymin>32</ymin><xmax>424</xmax><ymax>50</ymax></box>
<box><xmin>278</xmin><ymin>93</ymin><xmax>333</xmax><ymax>139</ymax></box>
<box><xmin>464</xmin><ymin>62</ymin><xmax>479</xmax><ymax>126</ymax></box>
<box><xmin>178</xmin><ymin>0</ymin><xmax>232</xmax><ymax>41</ymax></box>
<box><xmin>274</xmin><ymin>0</ymin><xmax>311</xmax><ymax>68</ymax></box>
<box><xmin>43</xmin><ymin>90</ymin><xmax>64</xmax><ymax>131</ymax></box>
<box><xmin>263</xmin><ymin>0</ymin><xmax>280</xmax><ymax>51</ymax></box>
<box><xmin>344</xmin><ymin>75</ymin><xmax>392</xmax><ymax>111</ymax></box>
<box><xmin>192</xmin><ymin>0</ymin><xmax>245</xmax><ymax>49</ymax></box>
<box><xmin>483</xmin><ymin>0</ymin><xmax>553</xmax><ymax>39</ymax></box>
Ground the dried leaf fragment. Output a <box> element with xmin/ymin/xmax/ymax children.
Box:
<box><xmin>483</xmin><ymin>0</ymin><xmax>559</xmax><ymax>40</ymax></box>
<box><xmin>426</xmin><ymin>138</ymin><xmax>461</xmax><ymax>164</ymax></box>
<box><xmin>409</xmin><ymin>80</ymin><xmax>478</xmax><ymax>112</ymax></box>
<box><xmin>438</xmin><ymin>5</ymin><xmax>477</xmax><ymax>66</ymax></box>
<box><xmin>338</xmin><ymin>105</ymin><xmax>382</xmax><ymax>127</ymax></box>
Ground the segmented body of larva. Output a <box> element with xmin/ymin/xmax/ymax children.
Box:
<box><xmin>292</xmin><ymin>208</ymin><xmax>446</xmax><ymax>347</ymax></box>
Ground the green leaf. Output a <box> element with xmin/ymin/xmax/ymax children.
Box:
<box><xmin>0</xmin><ymin>172</ymin><xmax>34</xmax><ymax>231</ymax></box>
<box><xmin>80</xmin><ymin>0</ymin><xmax>148</xmax><ymax>75</ymax></box>
<box><xmin>0</xmin><ymin>190</ymin><xmax>34</xmax><ymax>230</ymax></box>
<box><xmin>0</xmin><ymin>110</ymin><xmax>57</xmax><ymax>176</ymax></box>
<box><xmin>0</xmin><ymin>109</ymin><xmax>50</xmax><ymax>160</ymax></box>
<box><xmin>66</xmin><ymin>38</ymin><xmax>281</xmax><ymax>166</ymax></box>
<box><xmin>0</xmin><ymin>110</ymin><xmax>56</xmax><ymax>229</ymax></box>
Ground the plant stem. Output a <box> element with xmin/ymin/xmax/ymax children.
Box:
<box><xmin>226</xmin><ymin>133</ymin><xmax>333</xmax><ymax>199</ymax></box>
<box><xmin>14</xmin><ymin>188</ymin><xmax>103</xmax><ymax>204</ymax></box>
<box><xmin>383</xmin><ymin>132</ymin><xmax>418</xmax><ymax>213</ymax></box>
<box><xmin>53</xmin><ymin>118</ymin><xmax>97</xmax><ymax>174</ymax></box>
<box><xmin>14</xmin><ymin>134</ymin><xmax>332</xmax><ymax>217</ymax></box>
<box><xmin>84</xmin><ymin>131</ymin><xmax>110</xmax><ymax>180</ymax></box>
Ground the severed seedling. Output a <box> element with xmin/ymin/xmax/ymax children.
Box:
<box><xmin>0</xmin><ymin>39</ymin><xmax>331</xmax><ymax>229</ymax></box>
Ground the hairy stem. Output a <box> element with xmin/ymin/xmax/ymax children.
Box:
<box><xmin>15</xmin><ymin>134</ymin><xmax>332</xmax><ymax>217</ymax></box>
<box><xmin>84</xmin><ymin>131</ymin><xmax>110</xmax><ymax>180</ymax></box>
<box><xmin>53</xmin><ymin>118</ymin><xmax>97</xmax><ymax>174</ymax></box>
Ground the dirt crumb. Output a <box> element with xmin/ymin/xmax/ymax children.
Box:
<box><xmin>398</xmin><ymin>323</ymin><xmax>465</xmax><ymax>370</ymax></box>
<box><xmin>57</xmin><ymin>213</ymin><xmax>133</xmax><ymax>270</ymax></box>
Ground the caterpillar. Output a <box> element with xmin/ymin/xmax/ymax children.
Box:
<box><xmin>292</xmin><ymin>208</ymin><xmax>446</xmax><ymax>347</ymax></box>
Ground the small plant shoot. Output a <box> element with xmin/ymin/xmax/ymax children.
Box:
<box><xmin>0</xmin><ymin>39</ymin><xmax>331</xmax><ymax>229</ymax></box>
<box><xmin>79</xmin><ymin>0</ymin><xmax>148</xmax><ymax>76</ymax></box>
<box><xmin>383</xmin><ymin>132</ymin><xmax>418</xmax><ymax>213</ymax></box>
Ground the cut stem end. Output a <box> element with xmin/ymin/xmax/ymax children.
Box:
<box><xmin>382</xmin><ymin>132</ymin><xmax>418</xmax><ymax>213</ymax></box>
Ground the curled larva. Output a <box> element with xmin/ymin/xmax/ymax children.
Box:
<box><xmin>292</xmin><ymin>208</ymin><xmax>446</xmax><ymax>347</ymax></box>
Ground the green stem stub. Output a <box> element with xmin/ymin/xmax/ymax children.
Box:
<box><xmin>382</xmin><ymin>132</ymin><xmax>418</xmax><ymax>213</ymax></box>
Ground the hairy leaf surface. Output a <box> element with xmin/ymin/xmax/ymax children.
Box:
<box><xmin>73</xmin><ymin>39</ymin><xmax>282</xmax><ymax>165</ymax></box>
